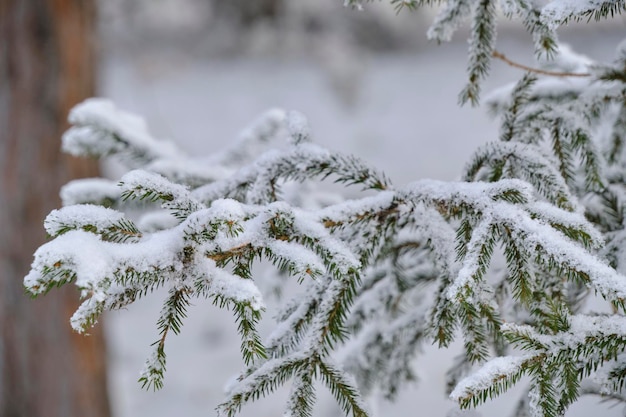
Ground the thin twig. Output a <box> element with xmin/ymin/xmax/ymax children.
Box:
<box><xmin>492</xmin><ymin>50</ymin><xmax>591</xmax><ymax>78</ymax></box>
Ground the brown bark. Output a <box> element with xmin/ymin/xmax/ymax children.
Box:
<box><xmin>0</xmin><ymin>1</ymin><xmax>111</xmax><ymax>417</ymax></box>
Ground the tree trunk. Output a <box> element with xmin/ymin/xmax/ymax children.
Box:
<box><xmin>0</xmin><ymin>1</ymin><xmax>111</xmax><ymax>417</ymax></box>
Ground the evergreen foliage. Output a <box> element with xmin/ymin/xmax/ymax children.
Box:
<box><xmin>25</xmin><ymin>1</ymin><xmax>626</xmax><ymax>416</ymax></box>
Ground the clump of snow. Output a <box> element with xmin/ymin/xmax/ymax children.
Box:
<box><xmin>44</xmin><ymin>204</ymin><xmax>125</xmax><ymax>236</ymax></box>
<box><xmin>63</xmin><ymin>125</ymin><xmax>123</xmax><ymax>157</ymax></box>
<box><xmin>193</xmin><ymin>257</ymin><xmax>264</xmax><ymax>311</ymax></box>
<box><xmin>121</xmin><ymin>170</ymin><xmax>191</xmax><ymax>201</ymax></box>
<box><xmin>286</xmin><ymin>110</ymin><xmax>311</xmax><ymax>144</ymax></box>
<box><xmin>540</xmin><ymin>0</ymin><xmax>617</xmax><ymax>29</ymax></box>
<box><xmin>267</xmin><ymin>239</ymin><xmax>326</xmax><ymax>276</ymax></box>
<box><xmin>25</xmin><ymin>227</ymin><xmax>186</xmax><ymax>301</ymax></box>
<box><xmin>60</xmin><ymin>178</ymin><xmax>120</xmax><ymax>206</ymax></box>
<box><xmin>427</xmin><ymin>0</ymin><xmax>472</xmax><ymax>42</ymax></box>
<box><xmin>182</xmin><ymin>199</ymin><xmax>247</xmax><ymax>246</ymax></box>
<box><xmin>65</xmin><ymin>98</ymin><xmax>180</xmax><ymax>160</ymax></box>
<box><xmin>208</xmin><ymin>198</ymin><xmax>248</xmax><ymax>220</ymax></box>
<box><xmin>450</xmin><ymin>355</ymin><xmax>530</xmax><ymax>402</ymax></box>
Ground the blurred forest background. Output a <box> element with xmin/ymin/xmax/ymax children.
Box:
<box><xmin>2</xmin><ymin>1</ymin><xmax>625</xmax><ymax>417</ymax></box>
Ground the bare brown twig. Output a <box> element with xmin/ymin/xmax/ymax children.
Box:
<box><xmin>492</xmin><ymin>50</ymin><xmax>591</xmax><ymax>78</ymax></box>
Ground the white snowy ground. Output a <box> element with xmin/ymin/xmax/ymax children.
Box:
<box><xmin>100</xmin><ymin>28</ymin><xmax>626</xmax><ymax>417</ymax></box>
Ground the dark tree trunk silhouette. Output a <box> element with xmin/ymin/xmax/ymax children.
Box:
<box><xmin>0</xmin><ymin>1</ymin><xmax>111</xmax><ymax>416</ymax></box>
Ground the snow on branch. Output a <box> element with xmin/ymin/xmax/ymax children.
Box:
<box><xmin>192</xmin><ymin>143</ymin><xmax>391</xmax><ymax>205</ymax></box>
<box><xmin>63</xmin><ymin>98</ymin><xmax>181</xmax><ymax>164</ymax></box>
<box><xmin>450</xmin><ymin>355</ymin><xmax>531</xmax><ymax>407</ymax></box>
<box><xmin>541</xmin><ymin>0</ymin><xmax>626</xmax><ymax>29</ymax></box>
<box><xmin>347</xmin><ymin>0</ymin><xmax>618</xmax><ymax>103</ymax></box>
<box><xmin>26</xmin><ymin>40</ymin><xmax>626</xmax><ymax>417</ymax></box>
<box><xmin>60</xmin><ymin>178</ymin><xmax>121</xmax><ymax>207</ymax></box>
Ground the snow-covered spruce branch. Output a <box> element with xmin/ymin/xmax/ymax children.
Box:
<box><xmin>64</xmin><ymin>99</ymin><xmax>289</xmax><ymax>176</ymax></box>
<box><xmin>24</xmin><ymin>89</ymin><xmax>626</xmax><ymax>417</ymax></box>
<box><xmin>480</xmin><ymin>43</ymin><xmax>626</xmax><ymax>260</ymax></box>
<box><xmin>214</xmin><ymin>177</ymin><xmax>622</xmax><ymax>416</ymax></box>
<box><xmin>346</xmin><ymin>0</ymin><xmax>620</xmax><ymax>103</ymax></box>
<box><xmin>451</xmin><ymin>315</ymin><xmax>626</xmax><ymax>415</ymax></box>
<box><xmin>446</xmin><ymin>40</ymin><xmax>626</xmax><ymax>416</ymax></box>
<box><xmin>24</xmin><ymin>8</ymin><xmax>626</xmax><ymax>411</ymax></box>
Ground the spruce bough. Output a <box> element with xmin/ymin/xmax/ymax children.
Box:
<box><xmin>26</xmin><ymin>1</ymin><xmax>626</xmax><ymax>416</ymax></box>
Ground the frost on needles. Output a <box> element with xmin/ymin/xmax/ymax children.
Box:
<box><xmin>24</xmin><ymin>1</ymin><xmax>626</xmax><ymax>417</ymax></box>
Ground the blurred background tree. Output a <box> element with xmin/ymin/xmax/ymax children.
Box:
<box><xmin>0</xmin><ymin>1</ymin><xmax>110</xmax><ymax>416</ymax></box>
